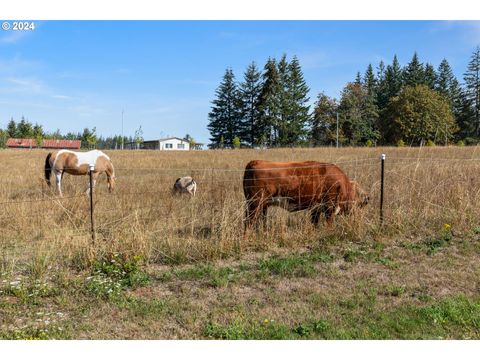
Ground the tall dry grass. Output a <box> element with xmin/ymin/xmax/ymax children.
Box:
<box><xmin>1</xmin><ymin>146</ymin><xmax>479</xmax><ymax>272</ymax></box>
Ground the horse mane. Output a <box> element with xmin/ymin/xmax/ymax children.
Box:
<box><xmin>44</xmin><ymin>152</ymin><xmax>53</xmax><ymax>186</ymax></box>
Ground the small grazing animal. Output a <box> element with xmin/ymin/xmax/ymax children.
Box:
<box><xmin>173</xmin><ymin>176</ymin><xmax>197</xmax><ymax>196</ymax></box>
<box><xmin>45</xmin><ymin>149</ymin><xmax>115</xmax><ymax>196</ymax></box>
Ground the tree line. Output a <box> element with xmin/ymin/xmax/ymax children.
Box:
<box><xmin>207</xmin><ymin>47</ymin><xmax>480</xmax><ymax>148</ymax></box>
<box><xmin>0</xmin><ymin>117</ymin><xmax>136</xmax><ymax>149</ymax></box>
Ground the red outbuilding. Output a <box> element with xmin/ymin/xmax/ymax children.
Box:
<box><xmin>6</xmin><ymin>138</ymin><xmax>81</xmax><ymax>149</ymax></box>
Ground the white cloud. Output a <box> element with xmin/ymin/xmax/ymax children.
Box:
<box><xmin>0</xmin><ymin>55</ymin><xmax>43</xmax><ymax>73</ymax></box>
<box><xmin>0</xmin><ymin>30</ymin><xmax>31</xmax><ymax>44</ymax></box>
<box><xmin>51</xmin><ymin>94</ymin><xmax>73</xmax><ymax>100</ymax></box>
<box><xmin>429</xmin><ymin>20</ymin><xmax>480</xmax><ymax>46</ymax></box>
<box><xmin>6</xmin><ymin>77</ymin><xmax>48</xmax><ymax>94</ymax></box>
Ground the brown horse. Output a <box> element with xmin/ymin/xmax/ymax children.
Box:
<box><xmin>44</xmin><ymin>150</ymin><xmax>115</xmax><ymax>196</ymax></box>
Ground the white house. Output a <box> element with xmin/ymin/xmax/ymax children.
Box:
<box><xmin>143</xmin><ymin>137</ymin><xmax>190</xmax><ymax>151</ymax></box>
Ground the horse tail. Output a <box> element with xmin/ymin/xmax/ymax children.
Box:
<box><xmin>45</xmin><ymin>152</ymin><xmax>53</xmax><ymax>186</ymax></box>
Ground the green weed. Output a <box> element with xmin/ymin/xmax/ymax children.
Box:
<box><xmin>85</xmin><ymin>254</ymin><xmax>149</xmax><ymax>299</ymax></box>
<box><xmin>258</xmin><ymin>254</ymin><xmax>315</xmax><ymax>277</ymax></box>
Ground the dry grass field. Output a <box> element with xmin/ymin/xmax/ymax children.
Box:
<box><xmin>1</xmin><ymin>146</ymin><xmax>480</xmax><ymax>339</ymax></box>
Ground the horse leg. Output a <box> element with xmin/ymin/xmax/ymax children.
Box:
<box><xmin>85</xmin><ymin>172</ymin><xmax>99</xmax><ymax>195</ymax></box>
<box><xmin>55</xmin><ymin>171</ymin><xmax>63</xmax><ymax>197</ymax></box>
<box><xmin>105</xmin><ymin>167</ymin><xmax>115</xmax><ymax>193</ymax></box>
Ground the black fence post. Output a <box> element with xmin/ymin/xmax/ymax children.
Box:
<box><xmin>380</xmin><ymin>153</ymin><xmax>385</xmax><ymax>225</ymax></box>
<box><xmin>89</xmin><ymin>164</ymin><xmax>96</xmax><ymax>244</ymax></box>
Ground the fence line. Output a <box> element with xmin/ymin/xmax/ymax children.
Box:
<box><xmin>1</xmin><ymin>154</ymin><xmax>480</xmax><ymax>260</ymax></box>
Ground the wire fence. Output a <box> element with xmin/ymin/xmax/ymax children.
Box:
<box><xmin>1</xmin><ymin>154</ymin><xmax>480</xmax><ymax>261</ymax></box>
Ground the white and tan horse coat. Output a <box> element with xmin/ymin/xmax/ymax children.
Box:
<box><xmin>45</xmin><ymin>150</ymin><xmax>115</xmax><ymax>196</ymax></box>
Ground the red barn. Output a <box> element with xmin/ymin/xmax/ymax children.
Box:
<box><xmin>6</xmin><ymin>138</ymin><xmax>81</xmax><ymax>150</ymax></box>
<box><xmin>6</xmin><ymin>138</ymin><xmax>37</xmax><ymax>148</ymax></box>
<box><xmin>42</xmin><ymin>139</ymin><xmax>81</xmax><ymax>149</ymax></box>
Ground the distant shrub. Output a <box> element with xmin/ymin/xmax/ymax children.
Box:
<box><xmin>232</xmin><ymin>136</ymin><xmax>241</xmax><ymax>149</ymax></box>
<box><xmin>397</xmin><ymin>139</ymin><xmax>405</xmax><ymax>147</ymax></box>
<box><xmin>464</xmin><ymin>137</ymin><xmax>480</xmax><ymax>146</ymax></box>
<box><xmin>365</xmin><ymin>139</ymin><xmax>374</xmax><ymax>147</ymax></box>
<box><xmin>457</xmin><ymin>140</ymin><xmax>465</xmax><ymax>147</ymax></box>
<box><xmin>426</xmin><ymin>140</ymin><xmax>435</xmax><ymax>147</ymax></box>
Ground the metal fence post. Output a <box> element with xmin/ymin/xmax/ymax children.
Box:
<box><xmin>89</xmin><ymin>164</ymin><xmax>96</xmax><ymax>244</ymax></box>
<box><xmin>380</xmin><ymin>153</ymin><xmax>385</xmax><ymax>225</ymax></box>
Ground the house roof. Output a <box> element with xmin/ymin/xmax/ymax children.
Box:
<box><xmin>142</xmin><ymin>137</ymin><xmax>188</xmax><ymax>143</ymax></box>
<box><xmin>6</xmin><ymin>138</ymin><xmax>36</xmax><ymax>148</ymax></box>
<box><xmin>42</xmin><ymin>139</ymin><xmax>81</xmax><ymax>149</ymax></box>
<box><xmin>6</xmin><ymin>138</ymin><xmax>81</xmax><ymax>149</ymax></box>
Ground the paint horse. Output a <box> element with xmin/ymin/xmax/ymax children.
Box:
<box><xmin>44</xmin><ymin>150</ymin><xmax>115</xmax><ymax>196</ymax></box>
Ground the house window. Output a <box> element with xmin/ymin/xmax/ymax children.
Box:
<box><xmin>165</xmin><ymin>143</ymin><xmax>173</xmax><ymax>149</ymax></box>
<box><xmin>177</xmin><ymin>143</ymin><xmax>185</xmax><ymax>149</ymax></box>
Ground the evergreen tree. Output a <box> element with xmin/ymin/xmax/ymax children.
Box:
<box><xmin>310</xmin><ymin>92</ymin><xmax>339</xmax><ymax>146</ymax></box>
<box><xmin>463</xmin><ymin>46</ymin><xmax>480</xmax><ymax>137</ymax></box>
<box><xmin>338</xmin><ymin>82</ymin><xmax>380</xmax><ymax>145</ymax></box>
<box><xmin>456</xmin><ymin>90</ymin><xmax>476</xmax><ymax>140</ymax></box>
<box><xmin>376</xmin><ymin>60</ymin><xmax>389</xmax><ymax>113</ymax></box>
<box><xmin>379</xmin><ymin>55</ymin><xmax>403</xmax><ymax>142</ymax></box>
<box><xmin>362</xmin><ymin>63</ymin><xmax>380</xmax><ymax>144</ymax></box>
<box><xmin>354</xmin><ymin>72</ymin><xmax>362</xmax><ymax>85</ymax></box>
<box><xmin>32</xmin><ymin>123</ymin><xmax>44</xmax><ymax>138</ymax></box>
<box><xmin>283</xmin><ymin>56</ymin><xmax>310</xmax><ymax>145</ymax></box>
<box><xmin>258</xmin><ymin>58</ymin><xmax>281</xmax><ymax>146</ymax></box>
<box><xmin>64</xmin><ymin>132</ymin><xmax>79</xmax><ymax>140</ymax></box>
<box><xmin>424</xmin><ymin>63</ymin><xmax>437</xmax><ymax>90</ymax></box>
<box><xmin>377</xmin><ymin>61</ymin><xmax>386</xmax><ymax>83</ymax></box>
<box><xmin>207</xmin><ymin>68</ymin><xmax>242</xmax><ymax>148</ymax></box>
<box><xmin>436</xmin><ymin>59</ymin><xmax>463</xmax><ymax>125</ymax></box>
<box><xmin>436</xmin><ymin>59</ymin><xmax>459</xmax><ymax>98</ymax></box>
<box><xmin>17</xmin><ymin>116</ymin><xmax>34</xmax><ymax>138</ymax></box>
<box><xmin>385</xmin><ymin>55</ymin><xmax>403</xmax><ymax>100</ymax></box>
<box><xmin>403</xmin><ymin>52</ymin><xmax>425</xmax><ymax>87</ymax></box>
<box><xmin>50</xmin><ymin>129</ymin><xmax>62</xmax><ymax>139</ymax></box>
<box><xmin>239</xmin><ymin>62</ymin><xmax>262</xmax><ymax>147</ymax></box>
<box><xmin>6</xmin><ymin>118</ymin><xmax>18</xmax><ymax>138</ymax></box>
<box><xmin>276</xmin><ymin>54</ymin><xmax>290</xmax><ymax>145</ymax></box>
<box><xmin>364</xmin><ymin>64</ymin><xmax>376</xmax><ymax>97</ymax></box>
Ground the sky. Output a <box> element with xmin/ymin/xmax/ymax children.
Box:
<box><xmin>0</xmin><ymin>20</ymin><xmax>480</xmax><ymax>144</ymax></box>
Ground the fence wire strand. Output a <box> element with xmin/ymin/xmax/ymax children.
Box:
<box><xmin>1</xmin><ymin>155</ymin><xmax>479</xmax><ymax>260</ymax></box>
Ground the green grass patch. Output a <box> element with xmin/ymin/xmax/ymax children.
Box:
<box><xmin>172</xmin><ymin>264</ymin><xmax>240</xmax><ymax>287</ymax></box>
<box><xmin>203</xmin><ymin>318</ymin><xmax>333</xmax><ymax>340</ymax></box>
<box><xmin>383</xmin><ymin>285</ymin><xmax>406</xmax><ymax>297</ymax></box>
<box><xmin>258</xmin><ymin>254</ymin><xmax>315</xmax><ymax>277</ymax></box>
<box><xmin>1</xmin><ymin>280</ymin><xmax>59</xmax><ymax>304</ymax></box>
<box><xmin>85</xmin><ymin>254</ymin><xmax>149</xmax><ymax>299</ymax></box>
<box><xmin>204</xmin><ymin>296</ymin><xmax>480</xmax><ymax>339</ymax></box>
<box><xmin>329</xmin><ymin>295</ymin><xmax>480</xmax><ymax>339</ymax></box>
<box><xmin>119</xmin><ymin>297</ymin><xmax>170</xmax><ymax>319</ymax></box>
<box><xmin>0</xmin><ymin>326</ymin><xmax>70</xmax><ymax>340</ymax></box>
<box><xmin>343</xmin><ymin>248</ymin><xmax>365</xmax><ymax>262</ymax></box>
<box><xmin>204</xmin><ymin>319</ymin><xmax>294</xmax><ymax>340</ymax></box>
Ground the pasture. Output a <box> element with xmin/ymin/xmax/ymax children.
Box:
<box><xmin>1</xmin><ymin>147</ymin><xmax>480</xmax><ymax>339</ymax></box>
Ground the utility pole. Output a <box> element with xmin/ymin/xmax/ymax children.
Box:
<box><xmin>336</xmin><ymin>112</ymin><xmax>339</xmax><ymax>148</ymax></box>
<box><xmin>121</xmin><ymin>109</ymin><xmax>124</xmax><ymax>150</ymax></box>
